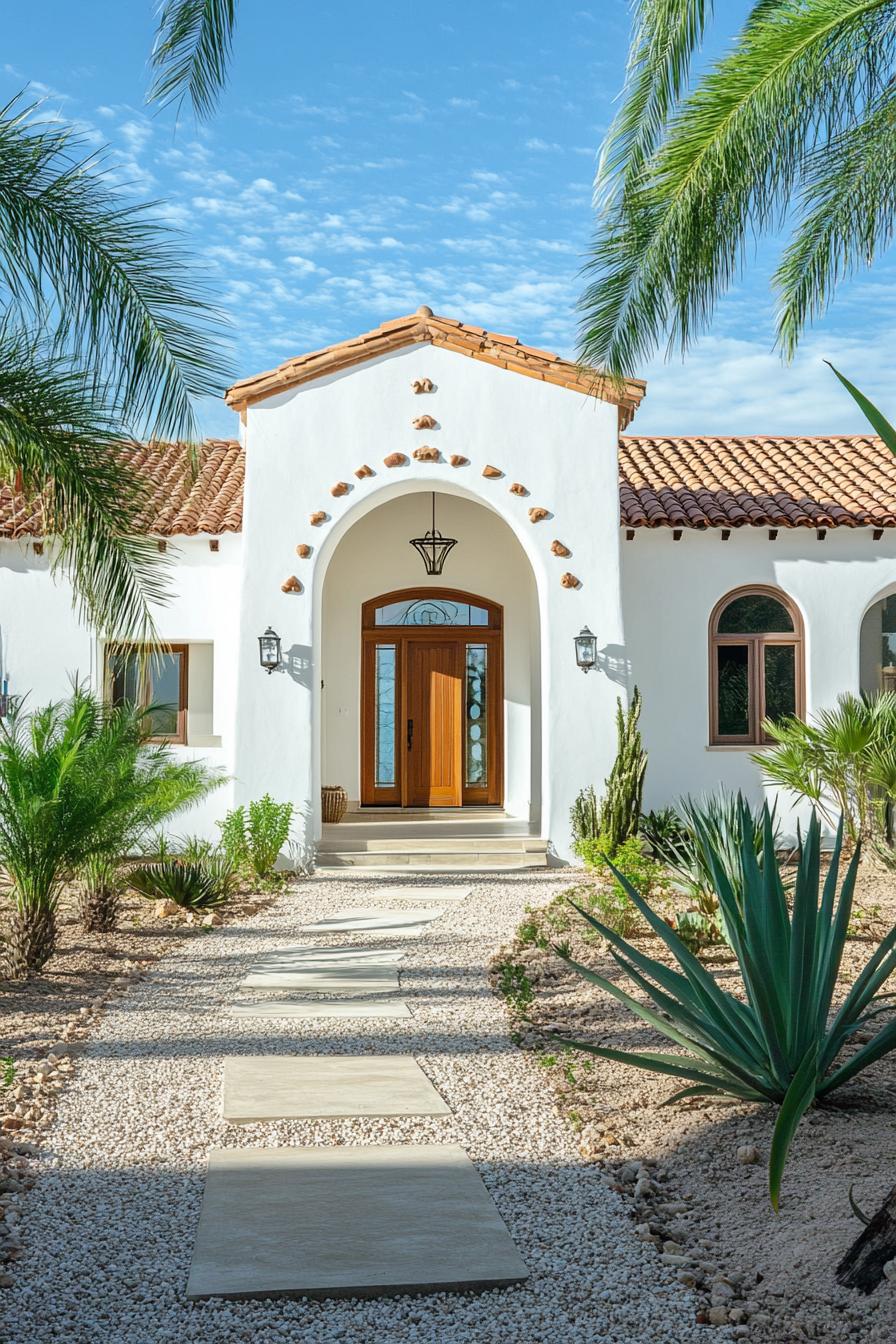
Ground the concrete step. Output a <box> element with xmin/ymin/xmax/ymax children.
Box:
<box><xmin>315</xmin><ymin>843</ymin><xmax>549</xmax><ymax>871</ymax></box>
<box><xmin>317</xmin><ymin>835</ymin><xmax>546</xmax><ymax>854</ymax></box>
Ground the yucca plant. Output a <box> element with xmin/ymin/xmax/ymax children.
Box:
<box><xmin>555</xmin><ymin>802</ymin><xmax>896</xmax><ymax>1208</ymax></box>
<box><xmin>129</xmin><ymin>853</ymin><xmax>235</xmax><ymax>910</ymax></box>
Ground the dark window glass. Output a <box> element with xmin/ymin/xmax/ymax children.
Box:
<box><xmin>763</xmin><ymin>644</ymin><xmax>796</xmax><ymax>726</ymax></box>
<box><xmin>717</xmin><ymin>594</ymin><xmax>793</xmax><ymax>634</ymax></box>
<box><xmin>108</xmin><ymin>647</ymin><xmax>185</xmax><ymax>739</ymax></box>
<box><xmin>717</xmin><ymin>644</ymin><xmax>750</xmax><ymax>736</ymax></box>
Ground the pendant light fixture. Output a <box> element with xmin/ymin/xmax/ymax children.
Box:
<box><xmin>410</xmin><ymin>492</ymin><xmax>457</xmax><ymax>575</ymax></box>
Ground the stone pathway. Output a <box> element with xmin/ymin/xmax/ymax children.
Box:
<box><xmin>0</xmin><ymin>872</ymin><xmax>707</xmax><ymax>1344</ymax></box>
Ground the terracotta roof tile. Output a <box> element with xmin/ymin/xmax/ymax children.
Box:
<box><xmin>224</xmin><ymin>307</ymin><xmax>647</xmax><ymax>426</ymax></box>
<box><xmin>4</xmin><ymin>433</ymin><xmax>892</xmax><ymax>541</ymax></box>
<box><xmin>0</xmin><ymin>439</ymin><xmax>243</xmax><ymax>539</ymax></box>
<box><xmin>619</xmin><ymin>435</ymin><xmax>896</xmax><ymax>529</ymax></box>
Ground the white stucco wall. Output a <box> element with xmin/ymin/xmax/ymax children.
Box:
<box><xmin>235</xmin><ymin>342</ymin><xmax>624</xmax><ymax>862</ymax></box>
<box><xmin>621</xmin><ymin>526</ymin><xmax>896</xmax><ymax>838</ymax></box>
<box><xmin>0</xmin><ymin>534</ymin><xmax>243</xmax><ymax>840</ymax></box>
<box><xmin>320</xmin><ymin>490</ymin><xmax>539</xmax><ymax>819</ymax></box>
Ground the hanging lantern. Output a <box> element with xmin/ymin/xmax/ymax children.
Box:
<box><xmin>410</xmin><ymin>492</ymin><xmax>457</xmax><ymax>576</ymax></box>
<box><xmin>574</xmin><ymin>626</ymin><xmax>597</xmax><ymax>673</ymax></box>
<box><xmin>258</xmin><ymin>626</ymin><xmax>282</xmax><ymax>674</ymax></box>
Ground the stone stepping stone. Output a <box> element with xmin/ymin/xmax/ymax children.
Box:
<box><xmin>187</xmin><ymin>1143</ymin><xmax>529</xmax><ymax>1300</ymax></box>
<box><xmin>299</xmin><ymin>907</ymin><xmax>444</xmax><ymax>937</ymax></box>
<box><xmin>249</xmin><ymin>945</ymin><xmax>406</xmax><ymax>967</ymax></box>
<box><xmin>228</xmin><ymin>999</ymin><xmax>412</xmax><ymax>1020</ymax></box>
<box><xmin>368</xmin><ymin>886</ymin><xmax>471</xmax><ymax>903</ymax></box>
<box><xmin>222</xmin><ymin>1055</ymin><xmax>451</xmax><ymax>1122</ymax></box>
<box><xmin>240</xmin><ymin>964</ymin><xmax>400</xmax><ymax>994</ymax></box>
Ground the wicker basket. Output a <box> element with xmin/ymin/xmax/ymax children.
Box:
<box><xmin>321</xmin><ymin>785</ymin><xmax>348</xmax><ymax>824</ymax></box>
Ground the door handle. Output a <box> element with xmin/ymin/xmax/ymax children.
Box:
<box><xmin>407</xmin><ymin>718</ymin><xmax>414</xmax><ymax>750</ymax></box>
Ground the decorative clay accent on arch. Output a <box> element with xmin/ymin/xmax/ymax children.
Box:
<box><xmin>384</xmin><ymin>452</ymin><xmax>408</xmax><ymax>468</ymax></box>
<box><xmin>310</xmin><ymin>511</ymin><xmax>328</xmax><ymax>526</ymax></box>
<box><xmin>528</xmin><ymin>507</ymin><xmax>549</xmax><ymax>523</ymax></box>
<box><xmin>412</xmin><ymin>415</ymin><xmax>437</xmax><ymax>430</ymax></box>
<box><xmin>281</xmin><ymin>575</ymin><xmax>303</xmax><ymax>593</ymax></box>
<box><xmin>296</xmin><ymin>543</ymin><xmax>312</xmax><ymax>558</ymax></box>
<box><xmin>412</xmin><ymin>446</ymin><xmax>440</xmax><ymax>462</ymax></box>
<box><xmin>551</xmin><ymin>539</ymin><xmax>571</xmax><ymax>557</ymax></box>
<box><xmin>560</xmin><ymin>572</ymin><xmax>580</xmax><ymax>589</ymax></box>
<box><xmin>449</xmin><ymin>455</ymin><xmax>468</xmax><ymax>468</ymax></box>
<box><xmin>331</xmin><ymin>481</ymin><xmax>350</xmax><ymax>497</ymax></box>
<box><xmin>482</xmin><ymin>465</ymin><xmax>502</xmax><ymax>479</ymax></box>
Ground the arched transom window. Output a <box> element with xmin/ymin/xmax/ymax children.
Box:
<box><xmin>709</xmin><ymin>586</ymin><xmax>803</xmax><ymax>745</ymax></box>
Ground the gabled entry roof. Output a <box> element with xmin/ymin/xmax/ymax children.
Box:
<box><xmin>224</xmin><ymin>306</ymin><xmax>647</xmax><ymax>427</ymax></box>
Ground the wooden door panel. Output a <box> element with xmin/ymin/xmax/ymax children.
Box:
<box><xmin>406</xmin><ymin>640</ymin><xmax>462</xmax><ymax>807</ymax></box>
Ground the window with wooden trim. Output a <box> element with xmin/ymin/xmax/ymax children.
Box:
<box><xmin>709</xmin><ymin>587</ymin><xmax>803</xmax><ymax>745</ymax></box>
<box><xmin>106</xmin><ymin>645</ymin><xmax>189</xmax><ymax>744</ymax></box>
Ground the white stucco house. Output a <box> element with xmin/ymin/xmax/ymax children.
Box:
<box><xmin>4</xmin><ymin>306</ymin><xmax>896</xmax><ymax>867</ymax></box>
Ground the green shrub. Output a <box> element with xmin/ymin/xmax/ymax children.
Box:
<box><xmin>217</xmin><ymin>794</ymin><xmax>293</xmax><ymax>879</ymax></box>
<box><xmin>129</xmin><ymin>852</ymin><xmax>236</xmax><ymax>909</ymax></box>
<box><xmin>573</xmin><ymin>837</ymin><xmax>663</xmax><ymax>937</ymax></box>
<box><xmin>495</xmin><ymin>958</ymin><xmax>534</xmax><ymax>1014</ymax></box>
<box><xmin>757</xmin><ymin>691</ymin><xmax>896</xmax><ymax>847</ymax></box>
<box><xmin>554</xmin><ymin>802</ymin><xmax>896</xmax><ymax>1209</ymax></box>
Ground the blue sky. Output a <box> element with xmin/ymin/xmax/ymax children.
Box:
<box><xmin>4</xmin><ymin>1</ymin><xmax>895</xmax><ymax>439</ymax></box>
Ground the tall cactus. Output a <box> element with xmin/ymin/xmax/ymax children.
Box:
<box><xmin>598</xmin><ymin>687</ymin><xmax>646</xmax><ymax>852</ymax></box>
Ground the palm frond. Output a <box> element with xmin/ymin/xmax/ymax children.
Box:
<box><xmin>148</xmin><ymin>0</ymin><xmax>238</xmax><ymax>121</ymax></box>
<box><xmin>595</xmin><ymin>0</ymin><xmax>710</xmax><ymax>210</ymax></box>
<box><xmin>775</xmin><ymin>95</ymin><xmax>896</xmax><ymax>356</ymax></box>
<box><xmin>0</xmin><ymin>328</ymin><xmax>170</xmax><ymax>638</ymax></box>
<box><xmin>0</xmin><ymin>95</ymin><xmax>229</xmax><ymax>437</ymax></box>
<box><xmin>581</xmin><ymin>0</ymin><xmax>896</xmax><ymax>376</ymax></box>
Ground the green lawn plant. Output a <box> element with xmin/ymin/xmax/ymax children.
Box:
<box><xmin>554</xmin><ymin>801</ymin><xmax>896</xmax><ymax>1209</ymax></box>
<box><xmin>217</xmin><ymin>794</ymin><xmax>293</xmax><ymax>880</ymax></box>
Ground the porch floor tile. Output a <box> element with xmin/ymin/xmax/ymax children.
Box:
<box><xmin>186</xmin><ymin>1144</ymin><xmax>529</xmax><ymax>1300</ymax></box>
<box><xmin>222</xmin><ymin>1055</ymin><xmax>450</xmax><ymax>1122</ymax></box>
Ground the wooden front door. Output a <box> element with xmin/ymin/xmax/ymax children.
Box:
<box><xmin>360</xmin><ymin>588</ymin><xmax>503</xmax><ymax>808</ymax></box>
<box><xmin>406</xmin><ymin>639</ymin><xmax>463</xmax><ymax>806</ymax></box>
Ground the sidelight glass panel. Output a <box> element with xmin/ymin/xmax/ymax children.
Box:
<box><xmin>717</xmin><ymin>644</ymin><xmax>750</xmax><ymax>736</ymax></box>
<box><xmin>465</xmin><ymin>644</ymin><xmax>488</xmax><ymax>787</ymax></box>
<box><xmin>375</xmin><ymin>598</ymin><xmax>490</xmax><ymax>627</ymax></box>
<box><xmin>763</xmin><ymin>644</ymin><xmax>796</xmax><ymax>726</ymax></box>
<box><xmin>374</xmin><ymin>644</ymin><xmax>397</xmax><ymax>787</ymax></box>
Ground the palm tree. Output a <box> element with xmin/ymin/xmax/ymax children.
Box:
<box><xmin>0</xmin><ymin>95</ymin><xmax>226</xmax><ymax>638</ymax></box>
<box><xmin>580</xmin><ymin>0</ymin><xmax>896</xmax><ymax>380</ymax></box>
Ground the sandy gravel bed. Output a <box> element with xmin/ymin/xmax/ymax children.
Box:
<box><xmin>494</xmin><ymin>865</ymin><xmax>896</xmax><ymax>1344</ymax></box>
<box><xmin>0</xmin><ymin>871</ymin><xmax>713</xmax><ymax>1344</ymax></box>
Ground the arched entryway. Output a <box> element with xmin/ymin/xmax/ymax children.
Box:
<box><xmin>361</xmin><ymin>588</ymin><xmax>503</xmax><ymax>807</ymax></box>
<box><xmin>319</xmin><ymin>488</ymin><xmax>541</xmax><ymax>822</ymax></box>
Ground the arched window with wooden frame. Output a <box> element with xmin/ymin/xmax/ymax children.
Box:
<box><xmin>709</xmin><ymin>586</ymin><xmax>804</xmax><ymax>745</ymax></box>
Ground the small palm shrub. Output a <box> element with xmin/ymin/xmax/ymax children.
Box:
<box><xmin>757</xmin><ymin>692</ymin><xmax>896</xmax><ymax>847</ymax></box>
<box><xmin>0</xmin><ymin>688</ymin><xmax>219</xmax><ymax>975</ymax></box>
<box><xmin>77</xmin><ymin>854</ymin><xmax>126</xmax><ymax>934</ymax></box>
<box><xmin>129</xmin><ymin>852</ymin><xmax>236</xmax><ymax>910</ymax></box>
<box><xmin>217</xmin><ymin>794</ymin><xmax>293</xmax><ymax>879</ymax></box>
<box><xmin>554</xmin><ymin>802</ymin><xmax>896</xmax><ymax>1208</ymax></box>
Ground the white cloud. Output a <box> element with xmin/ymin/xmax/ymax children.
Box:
<box><xmin>525</xmin><ymin>137</ymin><xmax>563</xmax><ymax>152</ymax></box>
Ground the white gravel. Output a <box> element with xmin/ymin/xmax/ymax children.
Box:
<box><xmin>0</xmin><ymin>872</ymin><xmax>718</xmax><ymax>1344</ymax></box>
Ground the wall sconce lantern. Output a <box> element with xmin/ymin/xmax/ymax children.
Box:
<box><xmin>574</xmin><ymin>626</ymin><xmax>597</xmax><ymax>673</ymax></box>
<box><xmin>258</xmin><ymin>626</ymin><xmax>282</xmax><ymax>674</ymax></box>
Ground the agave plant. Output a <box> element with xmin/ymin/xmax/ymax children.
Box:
<box><xmin>554</xmin><ymin>802</ymin><xmax>896</xmax><ymax>1208</ymax></box>
<box><xmin>129</xmin><ymin>853</ymin><xmax>235</xmax><ymax>910</ymax></box>
<box><xmin>664</xmin><ymin>791</ymin><xmax>779</xmax><ymax>945</ymax></box>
